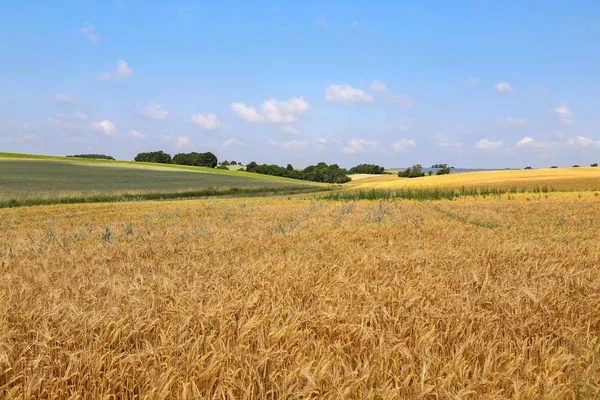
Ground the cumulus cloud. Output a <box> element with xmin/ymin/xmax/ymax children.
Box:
<box><xmin>370</xmin><ymin>80</ymin><xmax>387</xmax><ymax>92</ymax></box>
<box><xmin>475</xmin><ymin>138</ymin><xmax>503</xmax><ymax>150</ymax></box>
<box><xmin>435</xmin><ymin>134</ymin><xmax>463</xmax><ymax>149</ymax></box>
<box><xmin>175</xmin><ymin>136</ymin><xmax>191</xmax><ymax>149</ymax></box>
<box><xmin>392</xmin><ymin>138</ymin><xmax>416</xmax><ymax>152</ymax></box>
<box><xmin>268</xmin><ymin>139</ymin><xmax>308</xmax><ymax>150</ymax></box>
<box><xmin>81</xmin><ymin>22</ymin><xmax>100</xmax><ymax>43</ymax></box>
<box><xmin>554</xmin><ymin>102</ymin><xmax>572</xmax><ymax>125</ymax></box>
<box><xmin>231</xmin><ymin>103</ymin><xmax>265</xmax><ymax>122</ymax></box>
<box><xmin>55</xmin><ymin>94</ymin><xmax>75</xmax><ymax>103</ymax></box>
<box><xmin>140</xmin><ymin>102</ymin><xmax>168</xmax><ymax>120</ymax></box>
<box><xmin>90</xmin><ymin>120</ymin><xmax>116</xmax><ymax>136</ymax></box>
<box><xmin>341</xmin><ymin>138</ymin><xmax>379</xmax><ymax>154</ymax></box>
<box><xmin>325</xmin><ymin>84</ymin><xmax>373</xmax><ymax>104</ymax></box>
<box><xmin>465</xmin><ymin>77</ymin><xmax>479</xmax><ymax>87</ymax></box>
<box><xmin>222</xmin><ymin>138</ymin><xmax>245</xmax><ymax>148</ymax></box>
<box><xmin>95</xmin><ymin>60</ymin><xmax>133</xmax><ymax>81</ymax></box>
<box><xmin>191</xmin><ymin>113</ymin><xmax>220</xmax><ymax>130</ymax></box>
<box><xmin>231</xmin><ymin>97</ymin><xmax>308</xmax><ymax>134</ymax></box>
<box><xmin>494</xmin><ymin>82</ymin><xmax>514</xmax><ymax>94</ymax></box>
<box><xmin>315</xmin><ymin>16</ymin><xmax>328</xmax><ymax>29</ymax></box>
<box><xmin>262</xmin><ymin>98</ymin><xmax>309</xmax><ymax>123</ymax></box>
<box><xmin>568</xmin><ymin>136</ymin><xmax>599</xmax><ymax>148</ymax></box>
<box><xmin>279</xmin><ymin>125</ymin><xmax>299</xmax><ymax>135</ymax></box>
<box><xmin>129</xmin><ymin>130</ymin><xmax>145</xmax><ymax>139</ymax></box>
<box><xmin>498</xmin><ymin>117</ymin><xmax>527</xmax><ymax>127</ymax></box>
<box><xmin>516</xmin><ymin>136</ymin><xmax>534</xmax><ymax>147</ymax></box>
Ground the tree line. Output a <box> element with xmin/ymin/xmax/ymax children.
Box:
<box><xmin>67</xmin><ymin>154</ymin><xmax>115</xmax><ymax>160</ymax></box>
<box><xmin>134</xmin><ymin>151</ymin><xmax>218</xmax><ymax>168</ymax></box>
<box><xmin>246</xmin><ymin>162</ymin><xmax>351</xmax><ymax>183</ymax></box>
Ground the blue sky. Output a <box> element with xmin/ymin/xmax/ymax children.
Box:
<box><xmin>1</xmin><ymin>0</ymin><xmax>599</xmax><ymax>168</ymax></box>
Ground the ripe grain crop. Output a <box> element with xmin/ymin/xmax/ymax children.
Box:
<box><xmin>1</xmin><ymin>194</ymin><xmax>599</xmax><ymax>398</ymax></box>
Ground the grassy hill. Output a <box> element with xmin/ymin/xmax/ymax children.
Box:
<box><xmin>0</xmin><ymin>153</ymin><xmax>326</xmax><ymax>207</ymax></box>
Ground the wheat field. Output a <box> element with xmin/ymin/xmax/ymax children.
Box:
<box><xmin>353</xmin><ymin>167</ymin><xmax>600</xmax><ymax>192</ymax></box>
<box><xmin>1</xmin><ymin>192</ymin><xmax>600</xmax><ymax>398</ymax></box>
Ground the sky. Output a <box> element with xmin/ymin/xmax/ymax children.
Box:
<box><xmin>1</xmin><ymin>0</ymin><xmax>599</xmax><ymax>168</ymax></box>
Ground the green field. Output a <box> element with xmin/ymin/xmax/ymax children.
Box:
<box><xmin>0</xmin><ymin>159</ymin><xmax>319</xmax><ymax>204</ymax></box>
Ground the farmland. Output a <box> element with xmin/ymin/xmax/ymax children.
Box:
<box><xmin>0</xmin><ymin>158</ymin><xmax>321</xmax><ymax>206</ymax></box>
<box><xmin>1</xmin><ymin>186</ymin><xmax>600</xmax><ymax>398</ymax></box>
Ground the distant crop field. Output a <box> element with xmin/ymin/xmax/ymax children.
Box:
<box><xmin>0</xmin><ymin>159</ymin><xmax>313</xmax><ymax>202</ymax></box>
<box><xmin>1</xmin><ymin>192</ymin><xmax>599</xmax><ymax>398</ymax></box>
<box><xmin>355</xmin><ymin>167</ymin><xmax>600</xmax><ymax>191</ymax></box>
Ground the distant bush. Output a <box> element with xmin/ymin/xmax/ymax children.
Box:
<box><xmin>246</xmin><ymin>161</ymin><xmax>350</xmax><ymax>183</ymax></box>
<box><xmin>216</xmin><ymin>165</ymin><xmax>229</xmax><ymax>170</ymax></box>
<box><xmin>349</xmin><ymin>164</ymin><xmax>385</xmax><ymax>174</ymax></box>
<box><xmin>591</xmin><ymin>163</ymin><xmax>598</xmax><ymax>167</ymax></box>
<box><xmin>524</xmin><ymin>166</ymin><xmax>532</xmax><ymax>169</ymax></box>
<box><xmin>134</xmin><ymin>151</ymin><xmax>172</xmax><ymax>164</ymax></box>
<box><xmin>573</xmin><ymin>165</ymin><xmax>580</xmax><ymax>168</ymax></box>
<box><xmin>436</xmin><ymin>167</ymin><xmax>451</xmax><ymax>175</ymax></box>
<box><xmin>398</xmin><ymin>164</ymin><xmax>425</xmax><ymax>178</ymax></box>
<box><xmin>173</xmin><ymin>152</ymin><xmax>218</xmax><ymax>168</ymax></box>
<box><xmin>431</xmin><ymin>163</ymin><xmax>448</xmax><ymax>169</ymax></box>
<box><xmin>67</xmin><ymin>154</ymin><xmax>114</xmax><ymax>160</ymax></box>
<box><xmin>550</xmin><ymin>166</ymin><xmax>558</xmax><ymax>168</ymax></box>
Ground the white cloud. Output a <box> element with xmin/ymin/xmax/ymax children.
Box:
<box><xmin>555</xmin><ymin>131</ymin><xmax>565</xmax><ymax>140</ymax></box>
<box><xmin>465</xmin><ymin>77</ymin><xmax>479</xmax><ymax>87</ymax></box>
<box><xmin>81</xmin><ymin>22</ymin><xmax>100</xmax><ymax>43</ymax></box>
<box><xmin>315</xmin><ymin>16</ymin><xmax>328</xmax><ymax>29</ymax></box>
<box><xmin>223</xmin><ymin>138</ymin><xmax>245</xmax><ymax>148</ymax></box>
<box><xmin>262</xmin><ymin>97</ymin><xmax>309</xmax><ymax>123</ymax></box>
<box><xmin>475</xmin><ymin>138</ymin><xmax>503</xmax><ymax>150</ymax></box>
<box><xmin>140</xmin><ymin>102</ymin><xmax>168</xmax><ymax>120</ymax></box>
<box><xmin>352</xmin><ymin>20</ymin><xmax>361</xmax><ymax>28</ymax></box>
<box><xmin>397</xmin><ymin>125</ymin><xmax>410</xmax><ymax>131</ymax></box>
<box><xmin>232</xmin><ymin>97</ymin><xmax>309</xmax><ymax>126</ymax></box>
<box><xmin>2</xmin><ymin>133</ymin><xmax>37</xmax><ymax>144</ymax></box>
<box><xmin>384</xmin><ymin>92</ymin><xmax>413</xmax><ymax>108</ymax></box>
<box><xmin>158</xmin><ymin>134</ymin><xmax>173</xmax><ymax>141</ymax></box>
<box><xmin>516</xmin><ymin>136</ymin><xmax>534</xmax><ymax>147</ymax></box>
<box><xmin>325</xmin><ymin>84</ymin><xmax>373</xmax><ymax>104</ymax></box>
<box><xmin>392</xmin><ymin>138</ymin><xmax>416</xmax><ymax>152</ymax></box>
<box><xmin>175</xmin><ymin>136</ymin><xmax>191</xmax><ymax>149</ymax></box>
<box><xmin>554</xmin><ymin>102</ymin><xmax>572</xmax><ymax>125</ymax></box>
<box><xmin>269</xmin><ymin>139</ymin><xmax>309</xmax><ymax>150</ymax></box>
<box><xmin>568</xmin><ymin>136</ymin><xmax>599</xmax><ymax>148</ymax></box>
<box><xmin>90</xmin><ymin>120</ymin><xmax>116</xmax><ymax>136</ymax></box>
<box><xmin>494</xmin><ymin>82</ymin><xmax>514</xmax><ymax>94</ymax></box>
<box><xmin>498</xmin><ymin>117</ymin><xmax>527</xmax><ymax>127</ymax></box>
<box><xmin>435</xmin><ymin>134</ymin><xmax>463</xmax><ymax>149</ymax></box>
<box><xmin>231</xmin><ymin>103</ymin><xmax>266</xmax><ymax>122</ymax></box>
<box><xmin>190</xmin><ymin>113</ymin><xmax>220</xmax><ymax>130</ymax></box>
<box><xmin>370</xmin><ymin>80</ymin><xmax>387</xmax><ymax>92</ymax></box>
<box><xmin>129</xmin><ymin>130</ymin><xmax>145</xmax><ymax>139</ymax></box>
<box><xmin>55</xmin><ymin>94</ymin><xmax>75</xmax><ymax>103</ymax></box>
<box><xmin>341</xmin><ymin>138</ymin><xmax>379</xmax><ymax>154</ymax></box>
<box><xmin>279</xmin><ymin>125</ymin><xmax>299</xmax><ymax>135</ymax></box>
<box><xmin>95</xmin><ymin>60</ymin><xmax>133</xmax><ymax>81</ymax></box>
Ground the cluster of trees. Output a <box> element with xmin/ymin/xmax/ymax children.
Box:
<box><xmin>173</xmin><ymin>152</ymin><xmax>218</xmax><ymax>168</ymax></box>
<box><xmin>67</xmin><ymin>154</ymin><xmax>114</xmax><ymax>160</ymax></box>
<box><xmin>134</xmin><ymin>151</ymin><xmax>172</xmax><ymax>164</ymax></box>
<box><xmin>348</xmin><ymin>164</ymin><xmax>385</xmax><ymax>174</ymax></box>
<box><xmin>431</xmin><ymin>163</ymin><xmax>447</xmax><ymax>168</ymax></box>
<box><xmin>246</xmin><ymin>161</ymin><xmax>351</xmax><ymax>183</ymax></box>
<box><xmin>134</xmin><ymin>150</ymin><xmax>218</xmax><ymax>167</ymax></box>
<box><xmin>220</xmin><ymin>160</ymin><xmax>242</xmax><ymax>166</ymax></box>
<box><xmin>398</xmin><ymin>164</ymin><xmax>426</xmax><ymax>178</ymax></box>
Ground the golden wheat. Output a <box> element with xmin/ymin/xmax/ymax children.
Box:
<box><xmin>1</xmin><ymin>193</ymin><xmax>599</xmax><ymax>398</ymax></box>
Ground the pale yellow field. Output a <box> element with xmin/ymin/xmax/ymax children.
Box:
<box><xmin>1</xmin><ymin>191</ymin><xmax>600</xmax><ymax>398</ymax></box>
<box><xmin>356</xmin><ymin>167</ymin><xmax>600</xmax><ymax>191</ymax></box>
